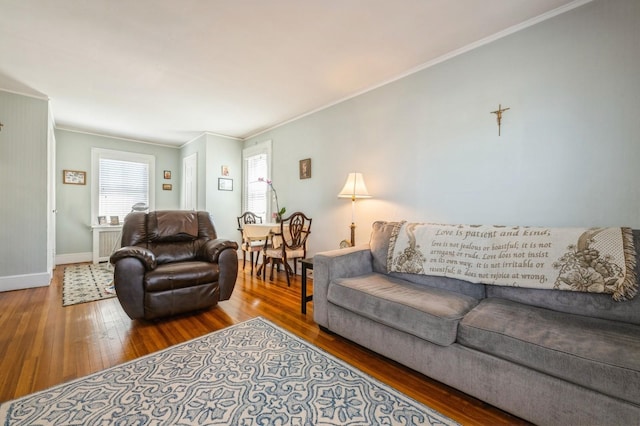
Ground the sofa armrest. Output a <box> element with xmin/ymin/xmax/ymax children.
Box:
<box><xmin>110</xmin><ymin>246</ymin><xmax>157</xmax><ymax>270</ymax></box>
<box><xmin>199</xmin><ymin>239</ymin><xmax>239</xmax><ymax>263</ymax></box>
<box><xmin>313</xmin><ymin>246</ymin><xmax>373</xmax><ymax>328</ymax></box>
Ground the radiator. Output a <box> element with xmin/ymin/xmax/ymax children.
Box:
<box><xmin>92</xmin><ymin>226</ymin><xmax>122</xmax><ymax>264</ymax></box>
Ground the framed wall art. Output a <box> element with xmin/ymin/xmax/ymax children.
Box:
<box><xmin>299</xmin><ymin>158</ymin><xmax>311</xmax><ymax>179</ymax></box>
<box><xmin>164</xmin><ymin>170</ymin><xmax>171</xmax><ymax>179</ymax></box>
<box><xmin>162</xmin><ymin>184</ymin><xmax>172</xmax><ymax>190</ymax></box>
<box><xmin>218</xmin><ymin>178</ymin><xmax>233</xmax><ymax>191</ymax></box>
<box><xmin>63</xmin><ymin>169</ymin><xmax>86</xmax><ymax>185</ymax></box>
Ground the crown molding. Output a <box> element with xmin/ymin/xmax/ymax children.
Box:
<box><xmin>55</xmin><ymin>126</ymin><xmax>181</xmax><ymax>149</ymax></box>
<box><xmin>244</xmin><ymin>0</ymin><xmax>593</xmax><ymax>141</ymax></box>
<box><xmin>0</xmin><ymin>87</ymin><xmax>49</xmax><ymax>101</ymax></box>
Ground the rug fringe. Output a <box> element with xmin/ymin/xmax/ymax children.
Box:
<box><xmin>616</xmin><ymin>227</ymin><xmax>638</xmax><ymax>302</ymax></box>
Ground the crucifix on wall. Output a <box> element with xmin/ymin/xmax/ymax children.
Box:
<box><xmin>490</xmin><ymin>104</ymin><xmax>510</xmax><ymax>136</ymax></box>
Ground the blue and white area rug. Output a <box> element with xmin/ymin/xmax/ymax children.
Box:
<box><xmin>0</xmin><ymin>317</ymin><xmax>457</xmax><ymax>425</ymax></box>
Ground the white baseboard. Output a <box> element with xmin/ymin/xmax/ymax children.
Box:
<box><xmin>0</xmin><ymin>272</ymin><xmax>51</xmax><ymax>292</ymax></box>
<box><xmin>56</xmin><ymin>252</ymin><xmax>92</xmax><ymax>265</ymax></box>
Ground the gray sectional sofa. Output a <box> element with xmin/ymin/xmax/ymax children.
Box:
<box><xmin>313</xmin><ymin>221</ymin><xmax>640</xmax><ymax>425</ymax></box>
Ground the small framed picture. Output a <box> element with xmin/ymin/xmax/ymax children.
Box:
<box><xmin>110</xmin><ymin>216</ymin><xmax>120</xmax><ymax>225</ymax></box>
<box><xmin>299</xmin><ymin>158</ymin><xmax>311</xmax><ymax>179</ymax></box>
<box><xmin>63</xmin><ymin>169</ymin><xmax>86</xmax><ymax>185</ymax></box>
<box><xmin>164</xmin><ymin>170</ymin><xmax>171</xmax><ymax>179</ymax></box>
<box><xmin>98</xmin><ymin>216</ymin><xmax>107</xmax><ymax>225</ymax></box>
<box><xmin>221</xmin><ymin>165</ymin><xmax>229</xmax><ymax>176</ymax></box>
<box><xmin>162</xmin><ymin>184</ymin><xmax>172</xmax><ymax>190</ymax></box>
<box><xmin>218</xmin><ymin>178</ymin><xmax>233</xmax><ymax>191</ymax></box>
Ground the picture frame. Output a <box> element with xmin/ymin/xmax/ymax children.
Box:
<box><xmin>110</xmin><ymin>216</ymin><xmax>120</xmax><ymax>225</ymax></box>
<box><xmin>218</xmin><ymin>177</ymin><xmax>233</xmax><ymax>191</ymax></box>
<box><xmin>299</xmin><ymin>158</ymin><xmax>311</xmax><ymax>179</ymax></box>
<box><xmin>164</xmin><ymin>170</ymin><xmax>171</xmax><ymax>179</ymax></box>
<box><xmin>221</xmin><ymin>165</ymin><xmax>229</xmax><ymax>176</ymax></box>
<box><xmin>63</xmin><ymin>169</ymin><xmax>86</xmax><ymax>185</ymax></box>
<box><xmin>98</xmin><ymin>216</ymin><xmax>107</xmax><ymax>225</ymax></box>
<box><xmin>162</xmin><ymin>184</ymin><xmax>172</xmax><ymax>191</ymax></box>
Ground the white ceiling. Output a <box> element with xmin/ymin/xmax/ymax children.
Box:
<box><xmin>0</xmin><ymin>0</ymin><xmax>584</xmax><ymax>146</ymax></box>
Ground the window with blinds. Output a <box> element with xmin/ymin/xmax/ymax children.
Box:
<box><xmin>243</xmin><ymin>141</ymin><xmax>272</xmax><ymax>222</ymax></box>
<box><xmin>98</xmin><ymin>158</ymin><xmax>149</xmax><ymax>221</ymax></box>
<box><xmin>91</xmin><ymin>148</ymin><xmax>155</xmax><ymax>225</ymax></box>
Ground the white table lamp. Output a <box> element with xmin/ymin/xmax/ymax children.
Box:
<box><xmin>338</xmin><ymin>172</ymin><xmax>371</xmax><ymax>246</ymax></box>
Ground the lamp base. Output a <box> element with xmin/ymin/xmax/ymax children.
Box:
<box><xmin>350</xmin><ymin>222</ymin><xmax>356</xmax><ymax>247</ymax></box>
<box><xmin>339</xmin><ymin>223</ymin><xmax>357</xmax><ymax>249</ymax></box>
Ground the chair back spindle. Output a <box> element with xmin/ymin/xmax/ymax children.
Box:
<box><xmin>261</xmin><ymin>211</ymin><xmax>312</xmax><ymax>286</ymax></box>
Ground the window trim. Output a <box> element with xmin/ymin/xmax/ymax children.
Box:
<box><xmin>91</xmin><ymin>148</ymin><xmax>156</xmax><ymax>225</ymax></box>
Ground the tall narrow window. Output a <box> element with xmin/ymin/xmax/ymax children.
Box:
<box><xmin>242</xmin><ymin>141</ymin><xmax>272</xmax><ymax>222</ymax></box>
<box><xmin>92</xmin><ymin>148</ymin><xmax>155</xmax><ymax>224</ymax></box>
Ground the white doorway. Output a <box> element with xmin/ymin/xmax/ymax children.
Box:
<box><xmin>182</xmin><ymin>153</ymin><xmax>197</xmax><ymax>210</ymax></box>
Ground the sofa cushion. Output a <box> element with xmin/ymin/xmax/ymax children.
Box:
<box><xmin>328</xmin><ymin>272</ymin><xmax>479</xmax><ymax>346</ymax></box>
<box><xmin>484</xmin><ymin>229</ymin><xmax>640</xmax><ymax>326</ymax></box>
<box><xmin>458</xmin><ymin>297</ymin><xmax>640</xmax><ymax>405</ymax></box>
<box><xmin>369</xmin><ymin>221</ymin><xmax>401</xmax><ymax>274</ymax></box>
<box><xmin>486</xmin><ymin>286</ymin><xmax>640</xmax><ymax>326</ymax></box>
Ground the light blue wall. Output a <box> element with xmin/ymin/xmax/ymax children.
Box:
<box><xmin>179</xmin><ymin>133</ymin><xmax>243</xmax><ymax>241</ymax></box>
<box><xmin>205</xmin><ymin>134</ymin><xmax>243</xmax><ymax>241</ymax></box>
<box><xmin>55</xmin><ymin>129</ymin><xmax>181</xmax><ymax>256</ymax></box>
<box><xmin>180</xmin><ymin>134</ymin><xmax>207</xmax><ymax>211</ymax></box>
<box><xmin>0</xmin><ymin>90</ymin><xmax>49</xmax><ymax>283</ymax></box>
<box><xmin>246</xmin><ymin>0</ymin><xmax>640</xmax><ymax>255</ymax></box>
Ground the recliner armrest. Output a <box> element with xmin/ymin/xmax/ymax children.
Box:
<box><xmin>110</xmin><ymin>246</ymin><xmax>157</xmax><ymax>270</ymax></box>
<box><xmin>199</xmin><ymin>239</ymin><xmax>239</xmax><ymax>262</ymax></box>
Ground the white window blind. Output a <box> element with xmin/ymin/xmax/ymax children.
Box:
<box><xmin>245</xmin><ymin>153</ymin><xmax>268</xmax><ymax>221</ymax></box>
<box><xmin>98</xmin><ymin>158</ymin><xmax>149</xmax><ymax>222</ymax></box>
<box><xmin>243</xmin><ymin>141</ymin><xmax>271</xmax><ymax>222</ymax></box>
<box><xmin>91</xmin><ymin>148</ymin><xmax>155</xmax><ymax>225</ymax></box>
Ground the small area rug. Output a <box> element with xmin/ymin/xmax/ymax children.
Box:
<box><xmin>62</xmin><ymin>263</ymin><xmax>116</xmax><ymax>306</ymax></box>
<box><xmin>0</xmin><ymin>317</ymin><xmax>457</xmax><ymax>425</ymax></box>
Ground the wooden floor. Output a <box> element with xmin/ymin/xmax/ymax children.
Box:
<box><xmin>0</xmin><ymin>261</ymin><xmax>528</xmax><ymax>425</ymax></box>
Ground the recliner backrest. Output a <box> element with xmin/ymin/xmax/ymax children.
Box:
<box><xmin>121</xmin><ymin>210</ymin><xmax>218</xmax><ymax>264</ymax></box>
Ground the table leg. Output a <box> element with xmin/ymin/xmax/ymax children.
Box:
<box><xmin>301</xmin><ymin>260</ymin><xmax>313</xmax><ymax>314</ymax></box>
<box><xmin>301</xmin><ymin>262</ymin><xmax>308</xmax><ymax>314</ymax></box>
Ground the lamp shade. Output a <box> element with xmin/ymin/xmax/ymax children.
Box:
<box><xmin>338</xmin><ymin>172</ymin><xmax>372</xmax><ymax>200</ymax></box>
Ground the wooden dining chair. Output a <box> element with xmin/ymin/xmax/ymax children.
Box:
<box><xmin>262</xmin><ymin>212</ymin><xmax>312</xmax><ymax>286</ymax></box>
<box><xmin>237</xmin><ymin>211</ymin><xmax>264</xmax><ymax>274</ymax></box>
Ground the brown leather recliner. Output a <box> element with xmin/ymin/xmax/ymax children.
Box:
<box><xmin>109</xmin><ymin>210</ymin><xmax>238</xmax><ymax>320</ymax></box>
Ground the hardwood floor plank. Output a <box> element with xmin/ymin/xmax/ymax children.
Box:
<box><xmin>0</xmin><ymin>262</ymin><xmax>528</xmax><ymax>425</ymax></box>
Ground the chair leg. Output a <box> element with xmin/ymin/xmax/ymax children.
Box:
<box><xmin>242</xmin><ymin>250</ymin><xmax>246</xmax><ymax>270</ymax></box>
<box><xmin>262</xmin><ymin>256</ymin><xmax>268</xmax><ymax>280</ymax></box>
<box><xmin>285</xmin><ymin>267</ymin><xmax>291</xmax><ymax>287</ymax></box>
<box><xmin>269</xmin><ymin>259</ymin><xmax>276</xmax><ymax>281</ymax></box>
<box><xmin>283</xmin><ymin>260</ymin><xmax>293</xmax><ymax>287</ymax></box>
